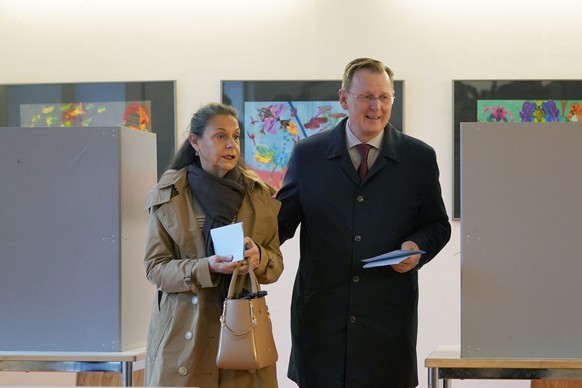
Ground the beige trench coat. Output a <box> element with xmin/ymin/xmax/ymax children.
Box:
<box><xmin>143</xmin><ymin>167</ymin><xmax>283</xmax><ymax>388</ymax></box>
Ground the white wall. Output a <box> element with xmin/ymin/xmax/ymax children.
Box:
<box><xmin>2</xmin><ymin>0</ymin><xmax>581</xmax><ymax>387</ymax></box>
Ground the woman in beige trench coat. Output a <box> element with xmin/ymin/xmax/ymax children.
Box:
<box><xmin>143</xmin><ymin>103</ymin><xmax>283</xmax><ymax>388</ymax></box>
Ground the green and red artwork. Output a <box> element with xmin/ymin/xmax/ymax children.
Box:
<box><xmin>20</xmin><ymin>101</ymin><xmax>151</xmax><ymax>130</ymax></box>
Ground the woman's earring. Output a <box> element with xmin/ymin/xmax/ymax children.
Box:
<box><xmin>195</xmin><ymin>150</ymin><xmax>199</xmax><ymax>156</ymax></box>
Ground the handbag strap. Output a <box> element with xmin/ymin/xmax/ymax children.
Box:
<box><xmin>226</xmin><ymin>259</ymin><xmax>260</xmax><ymax>299</ymax></box>
<box><xmin>219</xmin><ymin>259</ymin><xmax>263</xmax><ymax>335</ymax></box>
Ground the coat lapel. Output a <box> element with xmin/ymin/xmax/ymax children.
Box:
<box><xmin>326</xmin><ymin>119</ymin><xmax>360</xmax><ymax>185</ymax></box>
<box><xmin>365</xmin><ymin>124</ymin><xmax>402</xmax><ymax>181</ymax></box>
<box><xmin>148</xmin><ymin>170</ymin><xmax>206</xmax><ymax>259</ymax></box>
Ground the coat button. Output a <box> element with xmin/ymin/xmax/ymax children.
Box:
<box><xmin>356</xmin><ymin>195</ymin><xmax>364</xmax><ymax>203</ymax></box>
<box><xmin>350</xmin><ymin>315</ymin><xmax>357</xmax><ymax>323</ymax></box>
<box><xmin>184</xmin><ymin>331</ymin><xmax>193</xmax><ymax>340</ymax></box>
<box><xmin>352</xmin><ymin>276</ymin><xmax>360</xmax><ymax>283</ymax></box>
<box><xmin>178</xmin><ymin>367</ymin><xmax>188</xmax><ymax>376</ymax></box>
<box><xmin>191</xmin><ymin>296</ymin><xmax>199</xmax><ymax>305</ymax></box>
<box><xmin>354</xmin><ymin>235</ymin><xmax>362</xmax><ymax>242</ymax></box>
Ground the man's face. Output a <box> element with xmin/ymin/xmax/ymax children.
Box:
<box><xmin>339</xmin><ymin>68</ymin><xmax>394</xmax><ymax>142</ymax></box>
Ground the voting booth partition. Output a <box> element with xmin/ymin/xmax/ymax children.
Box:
<box><xmin>0</xmin><ymin>126</ymin><xmax>156</xmax><ymax>353</ymax></box>
<box><xmin>460</xmin><ymin>122</ymin><xmax>582</xmax><ymax>359</ymax></box>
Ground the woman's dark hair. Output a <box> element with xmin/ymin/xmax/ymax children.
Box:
<box><xmin>168</xmin><ymin>103</ymin><xmax>239</xmax><ymax>170</ymax></box>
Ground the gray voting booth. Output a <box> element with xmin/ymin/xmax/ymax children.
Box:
<box><xmin>461</xmin><ymin>122</ymin><xmax>582</xmax><ymax>358</ymax></box>
<box><xmin>0</xmin><ymin>127</ymin><xmax>156</xmax><ymax>352</ymax></box>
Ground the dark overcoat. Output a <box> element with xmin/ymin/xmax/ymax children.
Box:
<box><xmin>276</xmin><ymin>118</ymin><xmax>451</xmax><ymax>388</ymax></box>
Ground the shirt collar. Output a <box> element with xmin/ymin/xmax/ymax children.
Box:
<box><xmin>345</xmin><ymin>120</ymin><xmax>384</xmax><ymax>149</ymax></box>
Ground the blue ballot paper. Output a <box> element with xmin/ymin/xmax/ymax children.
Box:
<box><xmin>210</xmin><ymin>222</ymin><xmax>244</xmax><ymax>262</ymax></box>
<box><xmin>362</xmin><ymin>249</ymin><xmax>425</xmax><ymax>268</ymax></box>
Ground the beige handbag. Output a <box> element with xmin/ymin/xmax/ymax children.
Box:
<box><xmin>216</xmin><ymin>260</ymin><xmax>278</xmax><ymax>371</ymax></box>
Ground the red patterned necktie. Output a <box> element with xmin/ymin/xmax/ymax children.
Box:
<box><xmin>355</xmin><ymin>143</ymin><xmax>372</xmax><ymax>180</ymax></box>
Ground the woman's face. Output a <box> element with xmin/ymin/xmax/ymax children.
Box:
<box><xmin>189</xmin><ymin>114</ymin><xmax>240</xmax><ymax>178</ymax></box>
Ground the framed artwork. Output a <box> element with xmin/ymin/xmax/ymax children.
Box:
<box><xmin>0</xmin><ymin>81</ymin><xmax>176</xmax><ymax>178</ymax></box>
<box><xmin>222</xmin><ymin>80</ymin><xmax>404</xmax><ymax>189</ymax></box>
<box><xmin>453</xmin><ymin>80</ymin><xmax>582</xmax><ymax>219</ymax></box>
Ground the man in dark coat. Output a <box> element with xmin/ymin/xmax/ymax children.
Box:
<box><xmin>276</xmin><ymin>57</ymin><xmax>451</xmax><ymax>388</ymax></box>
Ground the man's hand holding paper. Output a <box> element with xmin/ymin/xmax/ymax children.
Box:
<box><xmin>392</xmin><ymin>240</ymin><xmax>422</xmax><ymax>273</ymax></box>
<box><xmin>362</xmin><ymin>240</ymin><xmax>424</xmax><ymax>272</ymax></box>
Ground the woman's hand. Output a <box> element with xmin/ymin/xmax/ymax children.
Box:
<box><xmin>207</xmin><ymin>237</ymin><xmax>260</xmax><ymax>274</ymax></box>
<box><xmin>241</xmin><ymin>237</ymin><xmax>260</xmax><ymax>273</ymax></box>
<box><xmin>208</xmin><ymin>254</ymin><xmax>238</xmax><ymax>274</ymax></box>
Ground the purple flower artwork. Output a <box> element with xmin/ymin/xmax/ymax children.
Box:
<box><xmin>477</xmin><ymin>99</ymin><xmax>582</xmax><ymax>123</ymax></box>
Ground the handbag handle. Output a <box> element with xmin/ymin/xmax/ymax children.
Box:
<box><xmin>226</xmin><ymin>259</ymin><xmax>261</xmax><ymax>299</ymax></box>
<box><xmin>219</xmin><ymin>259</ymin><xmax>263</xmax><ymax>336</ymax></box>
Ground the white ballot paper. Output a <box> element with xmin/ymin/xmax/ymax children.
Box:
<box><xmin>362</xmin><ymin>249</ymin><xmax>425</xmax><ymax>269</ymax></box>
<box><xmin>210</xmin><ymin>222</ymin><xmax>244</xmax><ymax>262</ymax></box>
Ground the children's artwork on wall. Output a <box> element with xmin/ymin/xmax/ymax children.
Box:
<box><xmin>222</xmin><ymin>80</ymin><xmax>404</xmax><ymax>190</ymax></box>
<box><xmin>477</xmin><ymin>99</ymin><xmax>582</xmax><ymax>123</ymax></box>
<box><xmin>0</xmin><ymin>81</ymin><xmax>175</xmax><ymax>178</ymax></box>
<box><xmin>453</xmin><ymin>80</ymin><xmax>582</xmax><ymax>219</ymax></box>
<box><xmin>242</xmin><ymin>100</ymin><xmax>346</xmax><ymax>188</ymax></box>
<box><xmin>20</xmin><ymin>101</ymin><xmax>152</xmax><ymax>130</ymax></box>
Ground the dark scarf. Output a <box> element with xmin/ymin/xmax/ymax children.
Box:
<box><xmin>187</xmin><ymin>162</ymin><xmax>246</xmax><ymax>306</ymax></box>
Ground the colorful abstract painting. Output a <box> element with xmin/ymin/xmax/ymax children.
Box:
<box><xmin>477</xmin><ymin>100</ymin><xmax>582</xmax><ymax>123</ymax></box>
<box><xmin>20</xmin><ymin>101</ymin><xmax>152</xmax><ymax>130</ymax></box>
<box><xmin>244</xmin><ymin>100</ymin><xmax>346</xmax><ymax>189</ymax></box>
